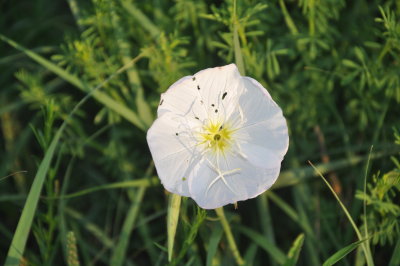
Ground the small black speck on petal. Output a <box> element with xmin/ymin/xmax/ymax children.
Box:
<box><xmin>195</xmin><ymin>116</ymin><xmax>199</xmax><ymax>120</ymax></box>
<box><xmin>192</xmin><ymin>77</ymin><xmax>196</xmax><ymax>81</ymax></box>
<box><xmin>197</xmin><ymin>85</ymin><xmax>200</xmax><ymax>90</ymax></box>
<box><xmin>222</xmin><ymin>92</ymin><xmax>227</xmax><ymax>100</ymax></box>
<box><xmin>175</xmin><ymin>133</ymin><xmax>179</xmax><ymax>136</ymax></box>
<box><xmin>159</xmin><ymin>99</ymin><xmax>164</xmax><ymax>105</ymax></box>
<box><xmin>211</xmin><ymin>104</ymin><xmax>215</xmax><ymax>107</ymax></box>
<box><xmin>215</xmin><ymin>109</ymin><xmax>218</xmax><ymax>113</ymax></box>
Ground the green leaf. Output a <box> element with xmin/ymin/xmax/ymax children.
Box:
<box><xmin>389</xmin><ymin>237</ymin><xmax>400</xmax><ymax>266</ymax></box>
<box><xmin>322</xmin><ymin>239</ymin><xmax>368</xmax><ymax>266</ymax></box>
<box><xmin>110</xmin><ymin>187</ymin><xmax>146</xmax><ymax>266</ymax></box>
<box><xmin>342</xmin><ymin>59</ymin><xmax>360</xmax><ymax>69</ymax></box>
<box><xmin>168</xmin><ymin>193</ymin><xmax>182</xmax><ymax>262</ymax></box>
<box><xmin>206</xmin><ymin>224</ymin><xmax>224</xmax><ymax>266</ymax></box>
<box><xmin>154</xmin><ymin>242</ymin><xmax>168</xmax><ymax>253</ymax></box>
<box><xmin>4</xmin><ymin>127</ymin><xmax>63</xmax><ymax>266</ymax></box>
<box><xmin>283</xmin><ymin>234</ymin><xmax>305</xmax><ymax>266</ymax></box>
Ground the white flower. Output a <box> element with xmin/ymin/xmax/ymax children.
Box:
<box><xmin>147</xmin><ymin>64</ymin><xmax>289</xmax><ymax>209</ymax></box>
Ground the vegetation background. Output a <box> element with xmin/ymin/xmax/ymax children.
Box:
<box><xmin>1</xmin><ymin>0</ymin><xmax>399</xmax><ymax>265</ymax></box>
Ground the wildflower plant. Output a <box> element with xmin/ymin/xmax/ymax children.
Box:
<box><xmin>1</xmin><ymin>0</ymin><xmax>400</xmax><ymax>265</ymax></box>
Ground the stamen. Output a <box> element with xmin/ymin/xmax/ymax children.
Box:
<box><xmin>205</xmin><ymin>158</ymin><xmax>241</xmax><ymax>196</ymax></box>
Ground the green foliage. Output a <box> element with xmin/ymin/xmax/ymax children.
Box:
<box><xmin>356</xmin><ymin>152</ymin><xmax>400</xmax><ymax>245</ymax></box>
<box><xmin>1</xmin><ymin>0</ymin><xmax>400</xmax><ymax>265</ymax></box>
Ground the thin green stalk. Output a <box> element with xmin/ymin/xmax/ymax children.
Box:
<box><xmin>215</xmin><ymin>207</ymin><xmax>244</xmax><ymax>265</ymax></box>
<box><xmin>257</xmin><ymin>194</ymin><xmax>277</xmax><ymax>266</ymax></box>
<box><xmin>121</xmin><ymin>1</ymin><xmax>161</xmax><ymax>39</ymax></box>
<box><xmin>110</xmin><ymin>161</ymin><xmax>153</xmax><ymax>266</ymax></box>
<box><xmin>66</xmin><ymin>208</ymin><xmax>114</xmax><ymax>248</ymax></box>
<box><xmin>308</xmin><ymin>161</ymin><xmax>374</xmax><ymax>266</ymax></box>
<box><xmin>232</xmin><ymin>0</ymin><xmax>245</xmax><ymax>75</ymax></box>
<box><xmin>362</xmin><ymin>147</ymin><xmax>373</xmax><ymax>264</ymax></box>
<box><xmin>48</xmin><ymin>178</ymin><xmax>158</xmax><ymax>200</ymax></box>
<box><xmin>110</xmin><ymin>186</ymin><xmax>146</xmax><ymax>266</ymax></box>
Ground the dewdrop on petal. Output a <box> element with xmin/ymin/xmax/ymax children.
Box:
<box><xmin>147</xmin><ymin>64</ymin><xmax>289</xmax><ymax>209</ymax></box>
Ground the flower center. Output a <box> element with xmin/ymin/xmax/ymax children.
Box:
<box><xmin>213</xmin><ymin>134</ymin><xmax>221</xmax><ymax>141</ymax></box>
<box><xmin>200</xmin><ymin>121</ymin><xmax>234</xmax><ymax>154</ymax></box>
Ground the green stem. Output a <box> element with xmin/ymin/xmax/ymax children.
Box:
<box><xmin>308</xmin><ymin>161</ymin><xmax>374</xmax><ymax>266</ymax></box>
<box><xmin>215</xmin><ymin>207</ymin><xmax>244</xmax><ymax>265</ymax></box>
<box><xmin>232</xmin><ymin>0</ymin><xmax>245</xmax><ymax>75</ymax></box>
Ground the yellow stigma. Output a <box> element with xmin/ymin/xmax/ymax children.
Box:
<box><xmin>200</xmin><ymin>121</ymin><xmax>233</xmax><ymax>154</ymax></box>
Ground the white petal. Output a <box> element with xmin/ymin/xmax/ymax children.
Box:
<box><xmin>238</xmin><ymin>142</ymin><xmax>281</xmax><ymax>169</ymax></box>
<box><xmin>157</xmin><ymin>76</ymin><xmax>207</xmax><ymax>120</ymax></box>
<box><xmin>188</xmin><ymin>153</ymin><xmax>281</xmax><ymax>209</ymax></box>
<box><xmin>194</xmin><ymin>64</ymin><xmax>244</xmax><ymax>122</ymax></box>
<box><xmin>147</xmin><ymin>113</ymin><xmax>201</xmax><ymax>196</ymax></box>
<box><xmin>239</xmin><ymin>77</ymin><xmax>283</xmax><ymax>126</ymax></box>
<box><xmin>230</xmin><ymin>77</ymin><xmax>289</xmax><ymax>167</ymax></box>
<box><xmin>236</xmin><ymin>119</ymin><xmax>289</xmax><ymax>160</ymax></box>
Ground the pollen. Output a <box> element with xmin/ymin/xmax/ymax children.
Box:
<box><xmin>199</xmin><ymin>121</ymin><xmax>234</xmax><ymax>154</ymax></box>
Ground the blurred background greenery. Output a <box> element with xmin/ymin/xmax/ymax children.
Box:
<box><xmin>1</xmin><ymin>0</ymin><xmax>399</xmax><ymax>265</ymax></box>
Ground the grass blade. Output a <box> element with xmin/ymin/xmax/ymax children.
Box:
<box><xmin>362</xmin><ymin>146</ymin><xmax>374</xmax><ymax>263</ymax></box>
<box><xmin>4</xmin><ymin>52</ymin><xmax>145</xmax><ymax>265</ymax></box>
<box><xmin>206</xmin><ymin>224</ymin><xmax>224</xmax><ymax>266</ymax></box>
<box><xmin>110</xmin><ymin>187</ymin><xmax>146</xmax><ymax>266</ymax></box>
<box><xmin>47</xmin><ymin>178</ymin><xmax>158</xmax><ymax>199</ymax></box>
<box><xmin>66</xmin><ymin>208</ymin><xmax>114</xmax><ymax>248</ymax></box>
<box><xmin>0</xmin><ymin>33</ymin><xmax>147</xmax><ymax>131</ymax></box>
<box><xmin>308</xmin><ymin>161</ymin><xmax>374</xmax><ymax>266</ymax></box>
<box><xmin>4</xmin><ymin>127</ymin><xmax>63</xmax><ymax>266</ymax></box>
<box><xmin>283</xmin><ymin>233</ymin><xmax>305</xmax><ymax>266</ymax></box>
<box><xmin>274</xmin><ymin>148</ymin><xmax>399</xmax><ymax>189</ymax></box>
<box><xmin>322</xmin><ymin>239</ymin><xmax>368</xmax><ymax>266</ymax></box>
<box><xmin>257</xmin><ymin>194</ymin><xmax>277</xmax><ymax>266</ymax></box>
<box><xmin>389</xmin><ymin>237</ymin><xmax>400</xmax><ymax>266</ymax></box>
